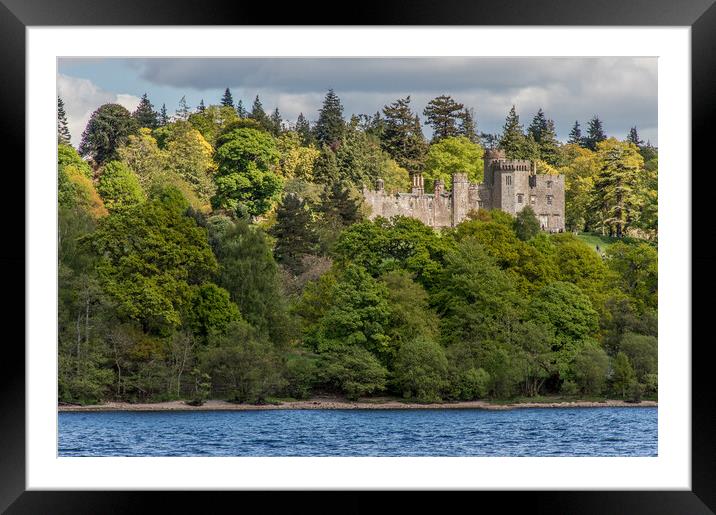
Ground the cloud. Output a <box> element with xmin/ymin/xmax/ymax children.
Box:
<box><xmin>57</xmin><ymin>74</ymin><xmax>141</xmax><ymax>146</ymax></box>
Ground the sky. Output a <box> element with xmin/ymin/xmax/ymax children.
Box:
<box><xmin>57</xmin><ymin>57</ymin><xmax>658</xmax><ymax>148</ymax></box>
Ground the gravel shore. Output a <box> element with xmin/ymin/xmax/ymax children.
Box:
<box><xmin>58</xmin><ymin>397</ymin><xmax>657</xmax><ymax>412</ymax></box>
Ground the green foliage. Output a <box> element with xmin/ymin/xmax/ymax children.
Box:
<box><xmin>317</xmin><ymin>346</ymin><xmax>388</xmax><ymax>400</ymax></box>
<box><xmin>584</xmin><ymin>116</ymin><xmax>607</xmax><ymax>151</ymax></box>
<box><xmin>619</xmin><ymin>332</ymin><xmax>657</xmax><ymax>381</ymax></box>
<box><xmin>392</xmin><ymin>337</ymin><xmax>448</xmax><ymax>402</ymax></box>
<box><xmin>283</xmin><ymin>353</ymin><xmax>319</xmax><ymax>400</ymax></box>
<box><xmin>423</xmin><ymin>136</ymin><xmax>484</xmax><ymax>190</ymax></box>
<box><xmin>96</xmin><ymin>161</ymin><xmax>146</xmax><ymax>212</ymax></box>
<box><xmin>79</xmin><ymin>103</ymin><xmax>139</xmax><ymax>165</ymax></box>
<box><xmin>569</xmin><ymin>345</ymin><xmax>609</xmax><ymax>395</ymax></box>
<box><xmin>270</xmin><ymin>193</ymin><xmax>319</xmax><ymax>275</ymax></box>
<box><xmin>202</xmin><ymin>321</ymin><xmax>285</xmax><ymax>403</ymax></box>
<box><xmin>87</xmin><ymin>189</ymin><xmax>217</xmax><ymax>332</ymax></box>
<box><xmin>423</xmin><ymin>95</ymin><xmax>465</xmax><ymax>142</ymax></box>
<box><xmin>514</xmin><ymin>206</ymin><xmax>541</xmax><ymax>241</ymax></box>
<box><xmin>132</xmin><ymin>93</ymin><xmax>159</xmax><ymax>129</ymax></box>
<box><xmin>184</xmin><ymin>283</ymin><xmax>241</xmax><ymax>341</ymax></box>
<box><xmin>606</xmin><ymin>241</ymin><xmax>657</xmax><ymax>314</ymax></box>
<box><xmin>611</xmin><ymin>351</ymin><xmax>636</xmax><ymax>399</ymax></box>
<box><xmin>498</xmin><ymin>105</ymin><xmax>538</xmax><ymax>160</ymax></box>
<box><xmin>315</xmin><ymin>89</ymin><xmax>345</xmax><ymax>148</ymax></box>
<box><xmin>58</xmin><ymin>96</ymin><xmax>72</xmax><ymax>145</ymax></box>
<box><xmin>59</xmin><ymin>143</ymin><xmax>93</xmax><ymax>178</ymax></box>
<box><xmin>212</xmin><ymin>127</ymin><xmax>283</xmax><ymax>217</ymax></box>
<box><xmin>380</xmin><ymin>96</ymin><xmax>427</xmax><ymax>173</ymax></box>
<box><xmin>188</xmin><ymin>105</ymin><xmax>239</xmax><ymax>147</ymax></box>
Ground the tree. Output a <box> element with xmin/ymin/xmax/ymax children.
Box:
<box><xmin>211</xmin><ymin>127</ymin><xmax>283</xmax><ymax>218</ymax></box>
<box><xmin>295</xmin><ymin>112</ymin><xmax>313</xmax><ymax>146</ymax></box>
<box><xmin>96</xmin><ymin>161</ymin><xmax>146</xmax><ymax>212</ymax></box>
<box><xmin>197</xmin><ymin>99</ymin><xmax>206</xmax><ymax>113</ymax></box>
<box><xmin>498</xmin><ymin>105</ymin><xmax>536</xmax><ymax>160</ymax></box>
<box><xmin>584</xmin><ymin>115</ymin><xmax>607</xmax><ymax>151</ymax></box>
<box><xmin>312</xmin><ymin>146</ymin><xmax>340</xmax><ymax>185</ymax></box>
<box><xmin>537</xmin><ymin>119</ymin><xmax>561</xmax><ymax>166</ymax></box>
<box><xmin>611</xmin><ymin>352</ymin><xmax>636</xmax><ymax>399</ymax></box>
<box><xmin>249</xmin><ymin>95</ymin><xmax>270</xmax><ymax>130</ymax></box>
<box><xmin>589</xmin><ymin>138</ymin><xmax>645</xmax><ymax>237</ymax></box>
<box><xmin>568</xmin><ymin>121</ymin><xmax>583</xmax><ymax>146</ymax></box>
<box><xmin>275</xmin><ymin>131</ymin><xmax>320</xmax><ymax>180</ymax></box>
<box><xmin>269</xmin><ymin>107</ymin><xmax>283</xmax><ymax>136</ymax></box>
<box><xmin>393</xmin><ymin>337</ymin><xmax>449</xmax><ymax>402</ymax></box>
<box><xmin>220</xmin><ymin>88</ymin><xmax>234</xmax><ymax>108</ymax></box>
<box><xmin>459</xmin><ymin>107</ymin><xmax>479</xmax><ymax>143</ymax></box>
<box><xmin>619</xmin><ymin>332</ymin><xmax>657</xmax><ymax>381</ymax></box>
<box><xmin>59</xmin><ymin>164</ymin><xmax>108</xmax><ymax>218</ymax></box>
<box><xmin>423</xmin><ymin>95</ymin><xmax>465</xmax><ymax>142</ymax></box>
<box><xmin>164</xmin><ymin>123</ymin><xmax>217</xmax><ymax>204</ymax></box>
<box><xmin>269</xmin><ymin>193</ymin><xmax>319</xmax><ymax>275</ymax></box>
<box><xmin>117</xmin><ymin>128</ymin><xmax>165</xmax><ymax>190</ymax></box>
<box><xmin>317</xmin><ymin>180</ymin><xmax>363</xmax><ymax>228</ymax></box>
<box><xmin>627</xmin><ymin>126</ymin><xmax>644</xmax><ymax>147</ymax></box>
<box><xmin>605</xmin><ymin>241</ymin><xmax>657</xmax><ymax>313</ymax></box>
<box><xmin>175</xmin><ymin>96</ymin><xmax>191</xmax><ymax>122</ymax></box>
<box><xmin>317</xmin><ymin>346</ymin><xmax>387</xmax><ymax>400</ymax></box>
<box><xmin>315</xmin><ymin>89</ymin><xmax>345</xmax><ymax>148</ymax></box>
<box><xmin>79</xmin><ymin>103</ymin><xmax>139</xmax><ymax>165</ymax></box>
<box><xmin>187</xmin><ymin>105</ymin><xmax>239</xmax><ymax>147</ymax></box>
<box><xmin>86</xmin><ymin>188</ymin><xmax>218</xmax><ymax>332</ymax></box>
<box><xmin>514</xmin><ymin>206</ymin><xmax>540</xmax><ymax>241</ymax></box>
<box><xmin>559</xmin><ymin>144</ymin><xmax>600</xmax><ymax>231</ymax></box>
<box><xmin>380</xmin><ymin>96</ymin><xmax>427</xmax><ymax>173</ymax></box>
<box><xmin>423</xmin><ymin>136</ymin><xmax>484</xmax><ymax>190</ymax></box>
<box><xmin>132</xmin><ymin>93</ymin><xmax>159</xmax><ymax>129</ymax></box>
<box><xmin>570</xmin><ymin>345</ymin><xmax>609</xmax><ymax>395</ymax></box>
<box><xmin>236</xmin><ymin>99</ymin><xmax>246</xmax><ymax>118</ymax></box>
<box><xmin>528</xmin><ymin>108</ymin><xmax>548</xmax><ymax>143</ymax></box>
<box><xmin>58</xmin><ymin>96</ymin><xmax>72</xmax><ymax>145</ymax></box>
<box><xmin>158</xmin><ymin>104</ymin><xmax>169</xmax><ymax>126</ymax></box>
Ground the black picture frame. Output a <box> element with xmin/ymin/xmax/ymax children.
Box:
<box><xmin>1</xmin><ymin>0</ymin><xmax>712</xmax><ymax>512</ymax></box>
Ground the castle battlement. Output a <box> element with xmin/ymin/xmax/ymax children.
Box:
<box><xmin>362</xmin><ymin>150</ymin><xmax>565</xmax><ymax>231</ymax></box>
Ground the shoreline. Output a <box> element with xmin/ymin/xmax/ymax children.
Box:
<box><xmin>58</xmin><ymin>397</ymin><xmax>657</xmax><ymax>412</ymax></box>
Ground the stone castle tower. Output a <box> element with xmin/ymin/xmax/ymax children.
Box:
<box><xmin>362</xmin><ymin>149</ymin><xmax>565</xmax><ymax>231</ymax></box>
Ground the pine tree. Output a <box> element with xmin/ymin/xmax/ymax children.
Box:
<box><xmin>538</xmin><ymin>119</ymin><xmax>561</xmax><ymax>166</ymax></box>
<box><xmin>236</xmin><ymin>99</ymin><xmax>246</xmax><ymax>118</ymax></box>
<box><xmin>528</xmin><ymin>108</ymin><xmax>548</xmax><ymax>143</ymax></box>
<box><xmin>175</xmin><ymin>96</ymin><xmax>191</xmax><ymax>121</ymax></box>
<box><xmin>221</xmin><ymin>88</ymin><xmax>234</xmax><ymax>108</ymax></box>
<box><xmin>197</xmin><ymin>99</ymin><xmax>206</xmax><ymax>113</ymax></box>
<box><xmin>269</xmin><ymin>193</ymin><xmax>319</xmax><ymax>275</ymax></box>
<box><xmin>423</xmin><ymin>95</ymin><xmax>464</xmax><ymax>142</ymax></box>
<box><xmin>499</xmin><ymin>105</ymin><xmax>528</xmax><ymax>159</ymax></box>
<box><xmin>313</xmin><ymin>146</ymin><xmax>340</xmax><ymax>185</ymax></box>
<box><xmin>295</xmin><ymin>113</ymin><xmax>313</xmax><ymax>146</ymax></box>
<box><xmin>158</xmin><ymin>104</ymin><xmax>169</xmax><ymax>126</ymax></box>
<box><xmin>627</xmin><ymin>126</ymin><xmax>644</xmax><ymax>147</ymax></box>
<box><xmin>584</xmin><ymin>115</ymin><xmax>607</xmax><ymax>151</ymax></box>
<box><xmin>589</xmin><ymin>140</ymin><xmax>644</xmax><ymax>238</ymax></box>
<box><xmin>57</xmin><ymin>96</ymin><xmax>72</xmax><ymax>145</ymax></box>
<box><xmin>459</xmin><ymin>107</ymin><xmax>479</xmax><ymax>143</ymax></box>
<box><xmin>380</xmin><ymin>96</ymin><xmax>427</xmax><ymax>173</ymax></box>
<box><xmin>568</xmin><ymin>121</ymin><xmax>583</xmax><ymax>146</ymax></box>
<box><xmin>250</xmin><ymin>95</ymin><xmax>270</xmax><ymax>130</ymax></box>
<box><xmin>318</xmin><ymin>180</ymin><xmax>362</xmax><ymax>227</ymax></box>
<box><xmin>270</xmin><ymin>108</ymin><xmax>283</xmax><ymax>136</ymax></box>
<box><xmin>132</xmin><ymin>93</ymin><xmax>159</xmax><ymax>129</ymax></box>
<box><xmin>315</xmin><ymin>89</ymin><xmax>345</xmax><ymax>148</ymax></box>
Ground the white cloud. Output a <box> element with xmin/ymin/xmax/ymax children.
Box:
<box><xmin>57</xmin><ymin>74</ymin><xmax>141</xmax><ymax>147</ymax></box>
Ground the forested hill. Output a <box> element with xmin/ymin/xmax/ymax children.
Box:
<box><xmin>57</xmin><ymin>91</ymin><xmax>657</xmax><ymax>405</ymax></box>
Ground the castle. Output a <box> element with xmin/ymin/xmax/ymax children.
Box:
<box><xmin>362</xmin><ymin>149</ymin><xmax>565</xmax><ymax>231</ymax></box>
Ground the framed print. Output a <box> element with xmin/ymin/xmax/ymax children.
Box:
<box><xmin>2</xmin><ymin>0</ymin><xmax>714</xmax><ymax>512</ymax></box>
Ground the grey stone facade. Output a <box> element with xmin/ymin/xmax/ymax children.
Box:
<box><xmin>362</xmin><ymin>149</ymin><xmax>565</xmax><ymax>231</ymax></box>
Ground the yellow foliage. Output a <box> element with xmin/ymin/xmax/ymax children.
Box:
<box><xmin>65</xmin><ymin>165</ymin><xmax>108</xmax><ymax>218</ymax></box>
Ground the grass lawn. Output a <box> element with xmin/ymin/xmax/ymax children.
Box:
<box><xmin>576</xmin><ymin>232</ymin><xmax>641</xmax><ymax>253</ymax></box>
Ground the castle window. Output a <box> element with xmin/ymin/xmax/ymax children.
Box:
<box><xmin>547</xmin><ymin>180</ymin><xmax>553</xmax><ymax>188</ymax></box>
<box><xmin>517</xmin><ymin>193</ymin><xmax>524</xmax><ymax>204</ymax></box>
<box><xmin>530</xmin><ymin>195</ymin><xmax>536</xmax><ymax>205</ymax></box>
<box><xmin>505</xmin><ymin>175</ymin><xmax>512</xmax><ymax>186</ymax></box>
<box><xmin>547</xmin><ymin>195</ymin><xmax>553</xmax><ymax>205</ymax></box>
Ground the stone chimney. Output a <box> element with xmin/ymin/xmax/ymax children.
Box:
<box><xmin>411</xmin><ymin>172</ymin><xmax>424</xmax><ymax>195</ymax></box>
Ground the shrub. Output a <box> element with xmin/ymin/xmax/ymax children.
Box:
<box><xmin>393</xmin><ymin>337</ymin><xmax>448</xmax><ymax>402</ymax></box>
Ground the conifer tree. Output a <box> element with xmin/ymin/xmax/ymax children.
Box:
<box><xmin>221</xmin><ymin>88</ymin><xmax>234</xmax><ymax>108</ymax></box>
<box><xmin>568</xmin><ymin>120</ymin><xmax>583</xmax><ymax>146</ymax></box>
<box><xmin>197</xmin><ymin>99</ymin><xmax>206</xmax><ymax>113</ymax></box>
<box><xmin>380</xmin><ymin>96</ymin><xmax>427</xmax><ymax>173</ymax></box>
<box><xmin>57</xmin><ymin>96</ymin><xmax>72</xmax><ymax>145</ymax></box>
<box><xmin>270</xmin><ymin>108</ymin><xmax>283</xmax><ymax>136</ymax></box>
<box><xmin>423</xmin><ymin>95</ymin><xmax>464</xmax><ymax>142</ymax></box>
<box><xmin>295</xmin><ymin>113</ymin><xmax>313</xmax><ymax>146</ymax></box>
<box><xmin>498</xmin><ymin>105</ymin><xmax>527</xmax><ymax>159</ymax></box>
<box><xmin>250</xmin><ymin>95</ymin><xmax>270</xmax><ymax>130</ymax></box>
<box><xmin>313</xmin><ymin>145</ymin><xmax>340</xmax><ymax>185</ymax></box>
<box><xmin>236</xmin><ymin>99</ymin><xmax>246</xmax><ymax>118</ymax></box>
<box><xmin>584</xmin><ymin>115</ymin><xmax>607</xmax><ymax>150</ymax></box>
<box><xmin>175</xmin><ymin>96</ymin><xmax>191</xmax><ymax>121</ymax></box>
<box><xmin>538</xmin><ymin>118</ymin><xmax>561</xmax><ymax>166</ymax></box>
<box><xmin>315</xmin><ymin>89</ymin><xmax>345</xmax><ymax>148</ymax></box>
<box><xmin>459</xmin><ymin>107</ymin><xmax>479</xmax><ymax>144</ymax></box>
<box><xmin>627</xmin><ymin>126</ymin><xmax>643</xmax><ymax>147</ymax></box>
<box><xmin>269</xmin><ymin>193</ymin><xmax>319</xmax><ymax>275</ymax></box>
<box><xmin>132</xmin><ymin>93</ymin><xmax>159</xmax><ymax>129</ymax></box>
<box><xmin>158</xmin><ymin>104</ymin><xmax>169</xmax><ymax>126</ymax></box>
<box><xmin>318</xmin><ymin>180</ymin><xmax>363</xmax><ymax>227</ymax></box>
<box><xmin>528</xmin><ymin>108</ymin><xmax>548</xmax><ymax>143</ymax></box>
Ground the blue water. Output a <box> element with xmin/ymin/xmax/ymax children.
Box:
<box><xmin>58</xmin><ymin>407</ymin><xmax>657</xmax><ymax>457</ymax></box>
